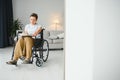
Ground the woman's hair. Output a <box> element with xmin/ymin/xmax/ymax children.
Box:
<box><xmin>30</xmin><ymin>13</ymin><xmax>38</xmax><ymax>20</ymax></box>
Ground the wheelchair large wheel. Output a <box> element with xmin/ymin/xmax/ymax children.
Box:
<box><xmin>42</xmin><ymin>40</ymin><xmax>49</xmax><ymax>62</ymax></box>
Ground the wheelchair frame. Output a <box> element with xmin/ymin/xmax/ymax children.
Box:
<box><xmin>11</xmin><ymin>28</ymin><xmax>49</xmax><ymax>67</ymax></box>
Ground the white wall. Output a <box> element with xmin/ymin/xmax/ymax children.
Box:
<box><xmin>65</xmin><ymin>0</ymin><xmax>95</xmax><ymax>80</ymax></box>
<box><xmin>12</xmin><ymin>0</ymin><xmax>64</xmax><ymax>30</ymax></box>
<box><xmin>94</xmin><ymin>0</ymin><xmax>120</xmax><ymax>80</ymax></box>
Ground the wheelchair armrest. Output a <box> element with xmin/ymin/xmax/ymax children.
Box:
<box><xmin>16</xmin><ymin>30</ymin><xmax>23</xmax><ymax>34</ymax></box>
<box><xmin>16</xmin><ymin>30</ymin><xmax>23</xmax><ymax>41</ymax></box>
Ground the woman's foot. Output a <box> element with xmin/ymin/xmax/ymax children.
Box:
<box><xmin>20</xmin><ymin>56</ymin><xmax>25</xmax><ymax>61</ymax></box>
<box><xmin>22</xmin><ymin>59</ymin><xmax>31</xmax><ymax>64</ymax></box>
<box><xmin>6</xmin><ymin>60</ymin><xmax>17</xmax><ymax>65</ymax></box>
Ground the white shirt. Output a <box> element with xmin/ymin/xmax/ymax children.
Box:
<box><xmin>25</xmin><ymin>23</ymin><xmax>41</xmax><ymax>38</ymax></box>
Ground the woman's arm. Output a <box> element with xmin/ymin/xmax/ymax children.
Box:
<box><xmin>24</xmin><ymin>25</ymin><xmax>28</xmax><ymax>34</ymax></box>
<box><xmin>24</xmin><ymin>30</ymin><xmax>28</xmax><ymax>34</ymax></box>
<box><xmin>32</xmin><ymin>27</ymin><xmax>42</xmax><ymax>37</ymax></box>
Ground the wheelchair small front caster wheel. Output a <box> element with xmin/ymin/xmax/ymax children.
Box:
<box><xmin>36</xmin><ymin>58</ymin><xmax>43</xmax><ymax>67</ymax></box>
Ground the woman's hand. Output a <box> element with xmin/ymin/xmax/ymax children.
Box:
<box><xmin>32</xmin><ymin>33</ymin><xmax>37</xmax><ymax>37</ymax></box>
<box><xmin>32</xmin><ymin>27</ymin><xmax>42</xmax><ymax>37</ymax></box>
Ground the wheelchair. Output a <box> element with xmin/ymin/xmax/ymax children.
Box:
<box><xmin>11</xmin><ymin>28</ymin><xmax>49</xmax><ymax>67</ymax></box>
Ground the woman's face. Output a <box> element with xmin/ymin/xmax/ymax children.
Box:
<box><xmin>30</xmin><ymin>16</ymin><xmax>37</xmax><ymax>25</ymax></box>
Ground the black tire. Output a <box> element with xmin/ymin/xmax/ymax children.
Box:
<box><xmin>42</xmin><ymin>40</ymin><xmax>49</xmax><ymax>62</ymax></box>
<box><xmin>36</xmin><ymin>58</ymin><xmax>43</xmax><ymax>67</ymax></box>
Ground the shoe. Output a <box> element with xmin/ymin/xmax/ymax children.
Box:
<box><xmin>22</xmin><ymin>59</ymin><xmax>31</xmax><ymax>64</ymax></box>
<box><xmin>20</xmin><ymin>56</ymin><xmax>25</xmax><ymax>61</ymax></box>
<box><xmin>6</xmin><ymin>60</ymin><xmax>17</xmax><ymax>65</ymax></box>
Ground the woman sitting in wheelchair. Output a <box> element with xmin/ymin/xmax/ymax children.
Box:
<box><xmin>6</xmin><ymin>13</ymin><xmax>42</xmax><ymax>65</ymax></box>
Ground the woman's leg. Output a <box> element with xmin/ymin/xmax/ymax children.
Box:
<box><xmin>24</xmin><ymin>37</ymin><xmax>34</xmax><ymax>60</ymax></box>
<box><xmin>6</xmin><ymin>37</ymin><xmax>25</xmax><ymax>65</ymax></box>
<box><xmin>13</xmin><ymin>37</ymin><xmax>25</xmax><ymax>61</ymax></box>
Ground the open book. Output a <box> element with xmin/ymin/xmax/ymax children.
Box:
<box><xmin>19</xmin><ymin>33</ymin><xmax>32</xmax><ymax>37</ymax></box>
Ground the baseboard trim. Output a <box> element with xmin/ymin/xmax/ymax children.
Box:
<box><xmin>49</xmin><ymin>48</ymin><xmax>63</xmax><ymax>51</ymax></box>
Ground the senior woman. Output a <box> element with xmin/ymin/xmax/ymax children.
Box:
<box><xmin>6</xmin><ymin>13</ymin><xmax>42</xmax><ymax>65</ymax></box>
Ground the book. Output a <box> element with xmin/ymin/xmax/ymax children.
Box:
<box><xmin>19</xmin><ymin>33</ymin><xmax>32</xmax><ymax>37</ymax></box>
